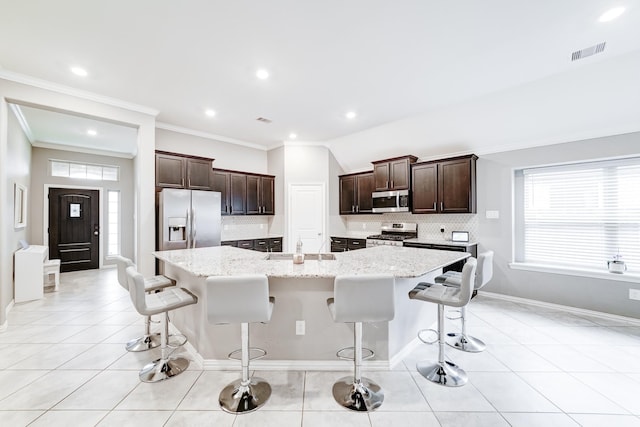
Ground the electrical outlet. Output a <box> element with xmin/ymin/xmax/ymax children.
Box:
<box><xmin>629</xmin><ymin>289</ymin><xmax>640</xmax><ymax>301</ymax></box>
<box><xmin>296</xmin><ymin>320</ymin><xmax>305</xmax><ymax>335</ymax></box>
<box><xmin>440</xmin><ymin>226</ymin><xmax>445</xmax><ymax>233</ymax></box>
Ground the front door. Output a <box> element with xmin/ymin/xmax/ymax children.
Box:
<box><xmin>49</xmin><ymin>188</ymin><xmax>100</xmax><ymax>272</ymax></box>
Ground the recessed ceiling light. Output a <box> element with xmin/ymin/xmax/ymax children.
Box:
<box><xmin>205</xmin><ymin>109</ymin><xmax>216</xmax><ymax>117</ymax></box>
<box><xmin>87</xmin><ymin>129</ymin><xmax>97</xmax><ymax>136</ymax></box>
<box><xmin>345</xmin><ymin>111</ymin><xmax>357</xmax><ymax>119</ymax></box>
<box><xmin>71</xmin><ymin>66</ymin><xmax>88</xmax><ymax>77</ymax></box>
<box><xmin>289</xmin><ymin>133</ymin><xmax>297</xmax><ymax>139</ymax></box>
<box><xmin>599</xmin><ymin>7</ymin><xmax>625</xmax><ymax>22</ymax></box>
<box><xmin>256</xmin><ymin>69</ymin><xmax>269</xmax><ymax>80</ymax></box>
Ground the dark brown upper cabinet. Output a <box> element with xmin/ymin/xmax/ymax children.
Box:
<box><xmin>246</xmin><ymin>175</ymin><xmax>275</xmax><ymax>215</ymax></box>
<box><xmin>212</xmin><ymin>169</ymin><xmax>274</xmax><ymax>216</ymax></box>
<box><xmin>411</xmin><ymin>154</ymin><xmax>477</xmax><ymax>214</ymax></box>
<box><xmin>339</xmin><ymin>172</ymin><xmax>375</xmax><ymax>214</ymax></box>
<box><xmin>372</xmin><ymin>155</ymin><xmax>418</xmax><ymax>191</ymax></box>
<box><xmin>155</xmin><ymin>151</ymin><xmax>213</xmax><ymax>190</ymax></box>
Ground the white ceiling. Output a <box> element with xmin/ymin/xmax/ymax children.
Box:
<box><xmin>1</xmin><ymin>0</ymin><xmax>639</xmax><ymax>151</ymax></box>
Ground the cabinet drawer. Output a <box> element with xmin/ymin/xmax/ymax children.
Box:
<box><xmin>221</xmin><ymin>240</ymin><xmax>238</xmax><ymax>247</ymax></box>
<box><xmin>237</xmin><ymin>240</ymin><xmax>254</xmax><ymax>250</ymax></box>
<box><xmin>347</xmin><ymin>239</ymin><xmax>365</xmax><ymax>250</ymax></box>
<box><xmin>254</xmin><ymin>239</ymin><xmax>269</xmax><ymax>252</ymax></box>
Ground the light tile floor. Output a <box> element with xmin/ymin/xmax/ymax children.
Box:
<box><xmin>1</xmin><ymin>268</ymin><xmax>640</xmax><ymax>426</ymax></box>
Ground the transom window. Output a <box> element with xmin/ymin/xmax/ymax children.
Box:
<box><xmin>514</xmin><ymin>157</ymin><xmax>640</xmax><ymax>273</ymax></box>
<box><xmin>50</xmin><ymin>160</ymin><xmax>119</xmax><ymax>181</ymax></box>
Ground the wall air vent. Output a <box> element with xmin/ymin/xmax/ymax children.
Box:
<box><xmin>571</xmin><ymin>42</ymin><xmax>606</xmax><ymax>61</ymax></box>
<box><xmin>256</xmin><ymin>117</ymin><xmax>272</xmax><ymax>123</ymax></box>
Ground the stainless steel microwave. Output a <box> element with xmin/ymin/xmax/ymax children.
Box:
<box><xmin>372</xmin><ymin>190</ymin><xmax>410</xmax><ymax>213</ymax></box>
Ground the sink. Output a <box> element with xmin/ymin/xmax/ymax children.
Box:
<box><xmin>265</xmin><ymin>253</ymin><xmax>336</xmax><ymax>261</ymax></box>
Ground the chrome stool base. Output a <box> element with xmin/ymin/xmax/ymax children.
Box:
<box><xmin>139</xmin><ymin>356</ymin><xmax>190</xmax><ymax>383</ymax></box>
<box><xmin>417</xmin><ymin>360</ymin><xmax>468</xmax><ymax>387</ymax></box>
<box><xmin>332</xmin><ymin>377</ymin><xmax>384</xmax><ymax>412</ymax></box>
<box><xmin>125</xmin><ymin>333</ymin><xmax>161</xmax><ymax>352</ymax></box>
<box><xmin>447</xmin><ymin>333</ymin><xmax>486</xmax><ymax>353</ymax></box>
<box><xmin>219</xmin><ymin>377</ymin><xmax>272</xmax><ymax>414</ymax></box>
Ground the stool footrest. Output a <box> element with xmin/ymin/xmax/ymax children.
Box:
<box><xmin>228</xmin><ymin>347</ymin><xmax>266</xmax><ymax>361</ymax></box>
<box><xmin>336</xmin><ymin>346</ymin><xmax>375</xmax><ymax>361</ymax></box>
<box><xmin>418</xmin><ymin>329</ymin><xmax>438</xmax><ymax>345</ymax></box>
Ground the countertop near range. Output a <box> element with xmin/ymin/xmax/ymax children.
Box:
<box><xmin>404</xmin><ymin>237</ymin><xmax>477</xmax><ymax>248</ymax></box>
<box><xmin>153</xmin><ymin>245</ymin><xmax>469</xmax><ymax>280</ymax></box>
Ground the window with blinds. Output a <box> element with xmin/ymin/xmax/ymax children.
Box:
<box><xmin>518</xmin><ymin>157</ymin><xmax>640</xmax><ymax>273</ymax></box>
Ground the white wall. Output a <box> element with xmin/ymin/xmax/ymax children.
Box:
<box><xmin>155</xmin><ymin>128</ymin><xmax>267</xmax><ymax>173</ymax></box>
<box><xmin>477</xmin><ymin>133</ymin><xmax>640</xmax><ymax>318</ymax></box>
<box><xmin>0</xmin><ymin>108</ymin><xmax>32</xmax><ymax>326</ymax></box>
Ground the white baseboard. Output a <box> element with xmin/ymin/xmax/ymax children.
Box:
<box><xmin>480</xmin><ymin>291</ymin><xmax>640</xmax><ymax>326</ymax></box>
<box><xmin>0</xmin><ymin>300</ymin><xmax>15</xmax><ymax>332</ymax></box>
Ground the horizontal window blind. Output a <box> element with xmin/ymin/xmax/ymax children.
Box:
<box><xmin>522</xmin><ymin>157</ymin><xmax>640</xmax><ymax>273</ymax></box>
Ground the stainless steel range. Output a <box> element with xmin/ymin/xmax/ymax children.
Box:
<box><xmin>366</xmin><ymin>222</ymin><xmax>418</xmax><ymax>247</ymax></box>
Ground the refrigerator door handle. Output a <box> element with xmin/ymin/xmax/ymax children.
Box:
<box><xmin>192</xmin><ymin>207</ymin><xmax>197</xmax><ymax>248</ymax></box>
<box><xmin>186</xmin><ymin>208</ymin><xmax>192</xmax><ymax>248</ymax></box>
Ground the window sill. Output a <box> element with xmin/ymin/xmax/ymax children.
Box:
<box><xmin>509</xmin><ymin>262</ymin><xmax>640</xmax><ymax>284</ymax></box>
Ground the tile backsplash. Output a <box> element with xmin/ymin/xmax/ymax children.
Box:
<box><xmin>221</xmin><ymin>216</ymin><xmax>272</xmax><ymax>240</ymax></box>
<box><xmin>343</xmin><ymin>213</ymin><xmax>478</xmax><ymax>242</ymax></box>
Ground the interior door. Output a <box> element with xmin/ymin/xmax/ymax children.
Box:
<box><xmin>289</xmin><ymin>183</ymin><xmax>325</xmax><ymax>253</ymax></box>
<box><xmin>49</xmin><ymin>188</ymin><xmax>100</xmax><ymax>272</ymax></box>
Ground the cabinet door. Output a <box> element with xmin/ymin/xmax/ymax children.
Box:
<box><xmin>155</xmin><ymin>154</ymin><xmax>185</xmax><ymax>188</ymax></box>
<box><xmin>339</xmin><ymin>175</ymin><xmax>357</xmax><ymax>214</ymax></box>
<box><xmin>229</xmin><ymin>173</ymin><xmax>247</xmax><ymax>215</ymax></box>
<box><xmin>245</xmin><ymin>175</ymin><xmax>260</xmax><ymax>214</ymax></box>
<box><xmin>411</xmin><ymin>163</ymin><xmax>438</xmax><ymax>213</ymax></box>
<box><xmin>439</xmin><ymin>158</ymin><xmax>475</xmax><ymax>213</ymax></box>
<box><xmin>261</xmin><ymin>176</ymin><xmax>275</xmax><ymax>215</ymax></box>
<box><xmin>254</xmin><ymin>239</ymin><xmax>269</xmax><ymax>252</ymax></box>
<box><xmin>186</xmin><ymin>158</ymin><xmax>211</xmax><ymax>190</ymax></box>
<box><xmin>390</xmin><ymin>159</ymin><xmax>410</xmax><ymax>190</ymax></box>
<box><xmin>211</xmin><ymin>171</ymin><xmax>230</xmax><ymax>215</ymax></box>
<box><xmin>373</xmin><ymin>163</ymin><xmax>390</xmax><ymax>191</ymax></box>
<box><xmin>355</xmin><ymin>173</ymin><xmax>374</xmax><ymax>213</ymax></box>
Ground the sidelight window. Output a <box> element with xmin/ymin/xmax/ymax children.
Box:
<box><xmin>514</xmin><ymin>157</ymin><xmax>640</xmax><ymax>273</ymax></box>
<box><xmin>107</xmin><ymin>190</ymin><xmax>120</xmax><ymax>256</ymax></box>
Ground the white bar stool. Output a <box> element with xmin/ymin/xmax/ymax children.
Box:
<box><xmin>126</xmin><ymin>266</ymin><xmax>197</xmax><ymax>382</ymax></box>
<box><xmin>43</xmin><ymin>259</ymin><xmax>60</xmax><ymax>290</ymax></box>
<box><xmin>206</xmin><ymin>274</ymin><xmax>275</xmax><ymax>414</ymax></box>
<box><xmin>409</xmin><ymin>258</ymin><xmax>476</xmax><ymax>387</ymax></box>
<box><xmin>327</xmin><ymin>274</ymin><xmax>395</xmax><ymax>412</ymax></box>
<box><xmin>114</xmin><ymin>255</ymin><xmax>176</xmax><ymax>352</ymax></box>
<box><xmin>435</xmin><ymin>251</ymin><xmax>494</xmax><ymax>352</ymax></box>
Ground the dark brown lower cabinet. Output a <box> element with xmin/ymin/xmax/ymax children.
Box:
<box><xmin>221</xmin><ymin>237</ymin><xmax>283</xmax><ymax>252</ymax></box>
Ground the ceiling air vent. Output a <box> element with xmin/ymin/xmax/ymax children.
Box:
<box><xmin>256</xmin><ymin>117</ymin><xmax>272</xmax><ymax>124</ymax></box>
<box><xmin>571</xmin><ymin>42</ymin><xmax>606</xmax><ymax>61</ymax></box>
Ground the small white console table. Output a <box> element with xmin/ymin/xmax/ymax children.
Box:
<box><xmin>15</xmin><ymin>245</ymin><xmax>49</xmax><ymax>303</ymax></box>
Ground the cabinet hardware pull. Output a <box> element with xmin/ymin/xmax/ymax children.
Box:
<box><xmin>440</xmin><ymin>202</ymin><xmax>443</xmax><ymax>211</ymax></box>
<box><xmin>433</xmin><ymin>202</ymin><xmax>436</xmax><ymax>210</ymax></box>
<box><xmin>386</xmin><ymin>180</ymin><xmax>389</xmax><ymax>189</ymax></box>
<box><xmin>352</xmin><ymin>205</ymin><xmax>355</xmax><ymax>213</ymax></box>
<box><xmin>391</xmin><ymin>180</ymin><xmax>394</xmax><ymax>188</ymax></box>
<box><xmin>182</xmin><ymin>178</ymin><xmax>184</xmax><ymax>187</ymax></box>
<box><xmin>188</xmin><ymin>178</ymin><xmax>191</xmax><ymax>187</ymax></box>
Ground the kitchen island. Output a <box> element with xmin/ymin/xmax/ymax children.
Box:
<box><xmin>154</xmin><ymin>245</ymin><xmax>469</xmax><ymax>370</ymax></box>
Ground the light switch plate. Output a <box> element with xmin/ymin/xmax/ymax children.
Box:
<box><xmin>486</xmin><ymin>210</ymin><xmax>500</xmax><ymax>219</ymax></box>
<box><xmin>629</xmin><ymin>289</ymin><xmax>640</xmax><ymax>300</ymax></box>
<box><xmin>296</xmin><ymin>320</ymin><xmax>305</xmax><ymax>335</ymax></box>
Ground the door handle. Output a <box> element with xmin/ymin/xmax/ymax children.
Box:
<box><xmin>192</xmin><ymin>208</ymin><xmax>197</xmax><ymax>248</ymax></box>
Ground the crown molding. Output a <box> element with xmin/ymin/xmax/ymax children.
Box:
<box><xmin>8</xmin><ymin>104</ymin><xmax>35</xmax><ymax>143</ymax></box>
<box><xmin>155</xmin><ymin>122</ymin><xmax>267</xmax><ymax>151</ymax></box>
<box><xmin>0</xmin><ymin>69</ymin><xmax>159</xmax><ymax>117</ymax></box>
<box><xmin>31</xmin><ymin>140</ymin><xmax>135</xmax><ymax>159</ymax></box>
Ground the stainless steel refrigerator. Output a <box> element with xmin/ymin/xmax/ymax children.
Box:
<box><xmin>158</xmin><ymin>189</ymin><xmax>221</xmax><ymax>251</ymax></box>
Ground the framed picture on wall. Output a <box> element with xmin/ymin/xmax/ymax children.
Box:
<box><xmin>14</xmin><ymin>182</ymin><xmax>27</xmax><ymax>229</ymax></box>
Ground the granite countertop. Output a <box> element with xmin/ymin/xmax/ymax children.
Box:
<box><xmin>222</xmin><ymin>235</ymin><xmax>282</xmax><ymax>241</ymax></box>
<box><xmin>404</xmin><ymin>238</ymin><xmax>477</xmax><ymax>248</ymax></box>
<box><xmin>330</xmin><ymin>232</ymin><xmax>371</xmax><ymax>239</ymax></box>
<box><xmin>153</xmin><ymin>245</ymin><xmax>469</xmax><ymax>279</ymax></box>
